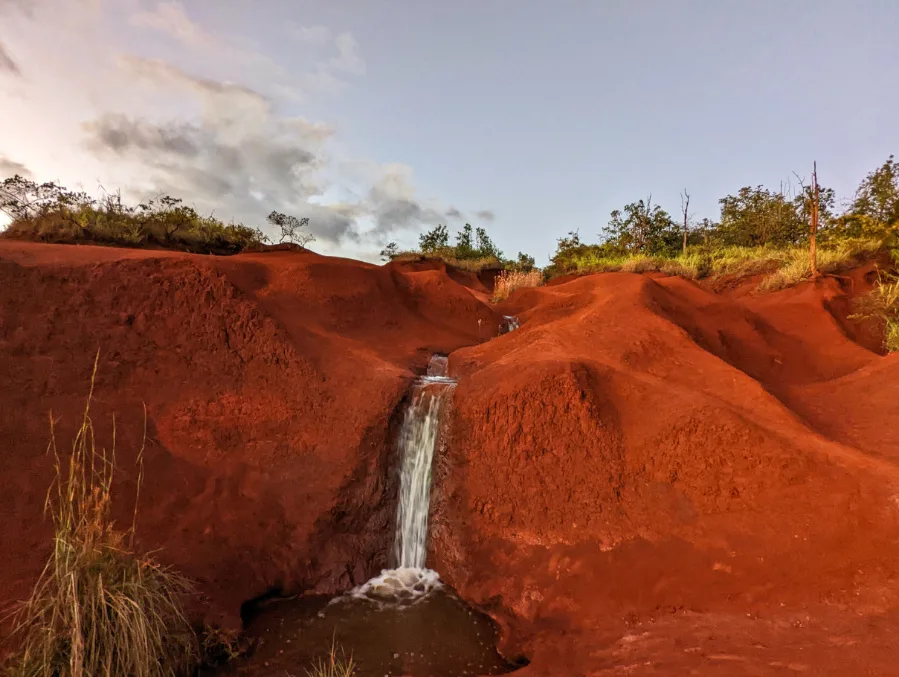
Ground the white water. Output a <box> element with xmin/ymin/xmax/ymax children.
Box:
<box><xmin>394</xmin><ymin>356</ymin><xmax>456</xmax><ymax>567</ymax></box>
<box><xmin>342</xmin><ymin>355</ymin><xmax>455</xmax><ymax>606</ymax></box>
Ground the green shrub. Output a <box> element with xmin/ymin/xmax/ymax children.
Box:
<box><xmin>0</xmin><ymin>176</ymin><xmax>269</xmax><ymax>254</ymax></box>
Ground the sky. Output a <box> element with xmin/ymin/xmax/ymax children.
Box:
<box><xmin>1</xmin><ymin>0</ymin><xmax>897</xmax><ymax>263</ymax></box>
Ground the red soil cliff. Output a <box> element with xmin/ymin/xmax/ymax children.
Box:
<box><xmin>0</xmin><ymin>241</ymin><xmax>500</xmax><ymax>627</ymax></box>
<box><xmin>2</xmin><ymin>240</ymin><xmax>898</xmax><ymax>675</ymax></box>
<box><xmin>432</xmin><ymin>271</ymin><xmax>899</xmax><ymax>675</ymax></box>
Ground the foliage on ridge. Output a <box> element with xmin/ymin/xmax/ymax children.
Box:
<box><xmin>0</xmin><ymin>175</ymin><xmax>315</xmax><ymax>255</ymax></box>
<box><xmin>381</xmin><ymin>223</ymin><xmax>537</xmax><ymax>274</ymax></box>
<box><xmin>547</xmin><ymin>155</ymin><xmax>899</xmax><ymax>291</ymax></box>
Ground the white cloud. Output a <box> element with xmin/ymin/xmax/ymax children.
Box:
<box><xmin>289</xmin><ymin>24</ymin><xmax>332</xmax><ymax>46</ymax></box>
<box><xmin>330</xmin><ymin>33</ymin><xmax>366</xmax><ymax>76</ymax></box>
<box><xmin>0</xmin><ymin>3</ymin><xmax>488</xmax><ymax>258</ymax></box>
<box><xmin>130</xmin><ymin>1</ymin><xmax>208</xmax><ymax>46</ymax></box>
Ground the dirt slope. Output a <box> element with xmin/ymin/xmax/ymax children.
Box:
<box><xmin>2</xmin><ymin>241</ymin><xmax>898</xmax><ymax>675</ymax></box>
<box><xmin>432</xmin><ymin>271</ymin><xmax>899</xmax><ymax>675</ymax></box>
<box><xmin>0</xmin><ymin>241</ymin><xmax>500</xmax><ymax>626</ymax></box>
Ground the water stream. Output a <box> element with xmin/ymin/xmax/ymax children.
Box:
<box><xmin>394</xmin><ymin>355</ymin><xmax>455</xmax><ymax>569</ymax></box>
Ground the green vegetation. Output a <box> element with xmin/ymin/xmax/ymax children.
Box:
<box><xmin>382</xmin><ymin>223</ymin><xmax>536</xmax><ymax>274</ymax></box>
<box><xmin>548</xmin><ymin>155</ymin><xmax>899</xmax><ymax>290</ymax></box>
<box><xmin>0</xmin><ymin>175</ymin><xmax>318</xmax><ymax>254</ymax></box>
<box><xmin>5</xmin><ymin>357</ymin><xmax>198</xmax><ymax>677</ymax></box>
<box><xmin>853</xmin><ymin>271</ymin><xmax>899</xmax><ymax>353</ymax></box>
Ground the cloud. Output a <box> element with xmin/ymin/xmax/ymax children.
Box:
<box><xmin>84</xmin><ymin>114</ymin><xmax>201</xmax><ymax>156</ymax></box>
<box><xmin>445</xmin><ymin>206</ymin><xmax>462</xmax><ymax>219</ymax></box>
<box><xmin>81</xmin><ymin>59</ymin><xmax>359</xmax><ymax>242</ymax></box>
<box><xmin>329</xmin><ymin>33</ymin><xmax>365</xmax><ymax>75</ymax></box>
<box><xmin>367</xmin><ymin>164</ymin><xmax>447</xmax><ymax>233</ymax></box>
<box><xmin>130</xmin><ymin>1</ymin><xmax>207</xmax><ymax>46</ymax></box>
<box><xmin>0</xmin><ymin>39</ymin><xmax>20</xmax><ymax>76</ymax></box>
<box><xmin>289</xmin><ymin>24</ymin><xmax>332</xmax><ymax>46</ymax></box>
<box><xmin>476</xmin><ymin>209</ymin><xmax>495</xmax><ymax>221</ymax></box>
<box><xmin>0</xmin><ymin>155</ymin><xmax>31</xmax><ymax>178</ymax></box>
<box><xmin>119</xmin><ymin>55</ymin><xmax>269</xmax><ymax>111</ymax></box>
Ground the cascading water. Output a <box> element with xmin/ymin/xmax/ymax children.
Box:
<box><xmin>394</xmin><ymin>355</ymin><xmax>455</xmax><ymax>567</ymax></box>
<box><xmin>348</xmin><ymin>354</ymin><xmax>455</xmax><ymax>604</ymax></box>
<box><xmin>501</xmin><ymin>315</ymin><xmax>520</xmax><ymax>334</ymax></box>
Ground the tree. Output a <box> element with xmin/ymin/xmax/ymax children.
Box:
<box><xmin>680</xmin><ymin>190</ymin><xmax>691</xmax><ymax>255</ymax></box>
<box><xmin>419</xmin><ymin>224</ymin><xmax>449</xmax><ymax>253</ymax></box>
<box><xmin>267</xmin><ymin>210</ymin><xmax>314</xmax><ymax>247</ymax></box>
<box><xmin>475</xmin><ymin>226</ymin><xmax>502</xmax><ymax>259</ymax></box>
<box><xmin>810</xmin><ymin>163</ymin><xmax>820</xmax><ymax>277</ymax></box>
<box><xmin>849</xmin><ymin>155</ymin><xmax>899</xmax><ymax>226</ymax></box>
<box><xmin>0</xmin><ymin>176</ymin><xmax>79</xmax><ymax>221</ymax></box>
<box><xmin>513</xmin><ymin>251</ymin><xmax>536</xmax><ymax>272</ymax></box>
<box><xmin>603</xmin><ymin>197</ymin><xmax>680</xmax><ymax>256</ymax></box>
<box><xmin>139</xmin><ymin>196</ymin><xmax>198</xmax><ymax>243</ymax></box>
<box><xmin>455</xmin><ymin>223</ymin><xmax>474</xmax><ymax>257</ymax></box>
<box><xmin>717</xmin><ymin>185</ymin><xmax>805</xmax><ymax>247</ymax></box>
<box><xmin>380</xmin><ymin>242</ymin><xmax>399</xmax><ymax>261</ymax></box>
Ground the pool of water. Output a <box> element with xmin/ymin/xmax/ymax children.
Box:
<box><xmin>238</xmin><ymin>582</ymin><xmax>525</xmax><ymax>677</ymax></box>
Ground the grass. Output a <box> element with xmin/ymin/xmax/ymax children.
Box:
<box><xmin>5</xmin><ymin>355</ymin><xmax>198</xmax><ymax>677</ymax></box>
<box><xmin>389</xmin><ymin>249</ymin><xmax>504</xmax><ymax>273</ymax></box>
<box><xmin>301</xmin><ymin>641</ymin><xmax>356</xmax><ymax>677</ymax></box>
<box><xmin>549</xmin><ymin>238</ymin><xmax>884</xmax><ymax>292</ymax></box>
<box><xmin>757</xmin><ymin>238</ymin><xmax>883</xmax><ymax>291</ymax></box>
<box><xmin>853</xmin><ymin>271</ymin><xmax>899</xmax><ymax>353</ymax></box>
<box><xmin>492</xmin><ymin>269</ymin><xmax>544</xmax><ymax>302</ymax></box>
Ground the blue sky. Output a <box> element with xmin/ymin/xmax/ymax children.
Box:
<box><xmin>1</xmin><ymin>1</ymin><xmax>897</xmax><ymax>263</ymax></box>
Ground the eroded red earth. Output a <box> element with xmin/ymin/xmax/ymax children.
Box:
<box><xmin>1</xmin><ymin>241</ymin><xmax>897</xmax><ymax>675</ymax></box>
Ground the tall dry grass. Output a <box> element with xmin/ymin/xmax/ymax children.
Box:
<box><xmin>303</xmin><ymin>642</ymin><xmax>356</xmax><ymax>677</ymax></box>
<box><xmin>5</xmin><ymin>355</ymin><xmax>198</xmax><ymax>677</ymax></box>
<box><xmin>853</xmin><ymin>271</ymin><xmax>899</xmax><ymax>353</ymax></box>
<box><xmin>492</xmin><ymin>269</ymin><xmax>543</xmax><ymax>302</ymax></box>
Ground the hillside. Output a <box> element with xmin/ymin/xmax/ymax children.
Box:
<box><xmin>1</xmin><ymin>240</ymin><xmax>898</xmax><ymax>675</ymax></box>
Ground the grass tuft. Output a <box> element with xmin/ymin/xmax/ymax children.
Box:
<box><xmin>852</xmin><ymin>271</ymin><xmax>899</xmax><ymax>353</ymax></box>
<box><xmin>5</xmin><ymin>353</ymin><xmax>198</xmax><ymax>677</ymax></box>
<box><xmin>492</xmin><ymin>269</ymin><xmax>544</xmax><ymax>302</ymax></box>
<box><xmin>304</xmin><ymin>641</ymin><xmax>356</xmax><ymax>677</ymax></box>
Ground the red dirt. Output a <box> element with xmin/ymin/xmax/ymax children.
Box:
<box><xmin>0</xmin><ymin>241</ymin><xmax>501</xmax><ymax>629</ymax></box>
<box><xmin>432</xmin><ymin>270</ymin><xmax>899</xmax><ymax>676</ymax></box>
<box><xmin>2</xmin><ymin>241</ymin><xmax>898</xmax><ymax>676</ymax></box>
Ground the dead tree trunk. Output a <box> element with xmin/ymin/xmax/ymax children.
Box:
<box><xmin>810</xmin><ymin>161</ymin><xmax>819</xmax><ymax>278</ymax></box>
<box><xmin>680</xmin><ymin>190</ymin><xmax>690</xmax><ymax>255</ymax></box>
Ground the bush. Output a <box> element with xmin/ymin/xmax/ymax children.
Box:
<box><xmin>6</xmin><ymin>356</ymin><xmax>198</xmax><ymax>677</ymax></box>
<box><xmin>0</xmin><ymin>176</ymin><xmax>271</xmax><ymax>255</ymax></box>
<box><xmin>492</xmin><ymin>269</ymin><xmax>544</xmax><ymax>302</ymax></box>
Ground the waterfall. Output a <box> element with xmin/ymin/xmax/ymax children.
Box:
<box><xmin>393</xmin><ymin>355</ymin><xmax>456</xmax><ymax>568</ymax></box>
<box><xmin>501</xmin><ymin>315</ymin><xmax>520</xmax><ymax>333</ymax></box>
<box><xmin>345</xmin><ymin>355</ymin><xmax>455</xmax><ymax>605</ymax></box>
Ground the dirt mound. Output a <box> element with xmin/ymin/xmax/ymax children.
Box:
<box><xmin>0</xmin><ymin>241</ymin><xmax>501</xmax><ymax>627</ymax></box>
<box><xmin>431</xmin><ymin>271</ymin><xmax>899</xmax><ymax>675</ymax></box>
<box><xmin>3</xmin><ymin>241</ymin><xmax>898</xmax><ymax>675</ymax></box>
